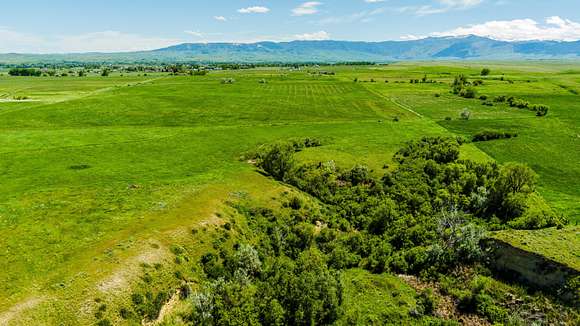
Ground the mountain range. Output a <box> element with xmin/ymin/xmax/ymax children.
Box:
<box><xmin>1</xmin><ymin>36</ymin><xmax>579</xmax><ymax>64</ymax></box>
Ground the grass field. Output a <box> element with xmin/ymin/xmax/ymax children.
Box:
<box><xmin>0</xmin><ymin>62</ymin><xmax>579</xmax><ymax>324</ymax></box>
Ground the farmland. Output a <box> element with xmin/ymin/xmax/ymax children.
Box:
<box><xmin>0</xmin><ymin>62</ymin><xmax>579</xmax><ymax>325</ymax></box>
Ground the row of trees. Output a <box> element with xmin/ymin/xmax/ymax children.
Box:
<box><xmin>451</xmin><ymin>74</ymin><xmax>550</xmax><ymax>116</ymax></box>
<box><xmin>8</xmin><ymin>68</ymin><xmax>42</xmax><ymax>76</ymax></box>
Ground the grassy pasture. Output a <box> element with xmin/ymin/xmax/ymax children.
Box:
<box><xmin>0</xmin><ymin>62</ymin><xmax>578</xmax><ymax>323</ymax></box>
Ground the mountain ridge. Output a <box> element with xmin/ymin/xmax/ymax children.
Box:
<box><xmin>1</xmin><ymin>36</ymin><xmax>579</xmax><ymax>64</ymax></box>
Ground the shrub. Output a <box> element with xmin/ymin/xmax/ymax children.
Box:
<box><xmin>417</xmin><ymin>289</ymin><xmax>438</xmax><ymax>315</ymax></box>
<box><xmin>460</xmin><ymin>109</ymin><xmax>471</xmax><ymax>120</ymax></box>
<box><xmin>459</xmin><ymin>87</ymin><xmax>477</xmax><ymax>99</ymax></box>
<box><xmin>96</xmin><ymin>319</ymin><xmax>112</xmax><ymax>326</ymax></box>
<box><xmin>256</xmin><ymin>142</ymin><xmax>296</xmax><ymax>182</ymax></box>
<box><xmin>221</xmin><ymin>78</ymin><xmax>236</xmax><ymax>84</ymax></box>
<box><xmin>394</xmin><ymin>137</ymin><xmax>460</xmax><ymax>164</ymax></box>
<box><xmin>508</xmin><ymin>193</ymin><xmax>567</xmax><ymax>229</ymax></box>
<box><xmin>472</xmin><ymin>130</ymin><xmax>517</xmax><ymax>142</ymax></box>
<box><xmin>8</xmin><ymin>68</ymin><xmax>41</xmax><ymax>77</ymax></box>
<box><xmin>493</xmin><ymin>95</ymin><xmax>506</xmax><ymax>102</ymax></box>
<box><xmin>481</xmin><ymin>68</ymin><xmax>491</xmax><ymax>76</ymax></box>
<box><xmin>531</xmin><ymin>104</ymin><xmax>549</xmax><ymax>116</ymax></box>
<box><xmin>507</xmin><ymin>97</ymin><xmax>529</xmax><ymax>109</ymax></box>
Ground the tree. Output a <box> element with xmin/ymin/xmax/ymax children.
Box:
<box><xmin>101</xmin><ymin>69</ymin><xmax>110</xmax><ymax>77</ymax></box>
<box><xmin>490</xmin><ymin>163</ymin><xmax>537</xmax><ymax>220</ymax></box>
<box><xmin>460</xmin><ymin>109</ymin><xmax>472</xmax><ymax>120</ymax></box>
<box><xmin>460</xmin><ymin>87</ymin><xmax>477</xmax><ymax>98</ymax></box>
<box><xmin>257</xmin><ymin>143</ymin><xmax>296</xmax><ymax>182</ymax></box>
<box><xmin>481</xmin><ymin>68</ymin><xmax>491</xmax><ymax>76</ymax></box>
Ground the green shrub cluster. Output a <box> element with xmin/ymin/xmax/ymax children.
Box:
<box><xmin>8</xmin><ymin>68</ymin><xmax>42</xmax><ymax>76</ymax></box>
<box><xmin>499</xmin><ymin>96</ymin><xmax>550</xmax><ymax>116</ymax></box>
<box><xmin>472</xmin><ymin>130</ymin><xmax>518</xmax><ymax>142</ymax></box>
<box><xmin>178</xmin><ymin>137</ymin><xmax>571</xmax><ymax>325</ymax></box>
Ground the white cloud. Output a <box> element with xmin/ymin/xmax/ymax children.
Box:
<box><xmin>292</xmin><ymin>2</ymin><xmax>323</xmax><ymax>16</ymax></box>
<box><xmin>318</xmin><ymin>8</ymin><xmax>384</xmax><ymax>25</ymax></box>
<box><xmin>55</xmin><ymin>31</ymin><xmax>181</xmax><ymax>53</ymax></box>
<box><xmin>0</xmin><ymin>29</ymin><xmax>181</xmax><ymax>53</ymax></box>
<box><xmin>294</xmin><ymin>31</ymin><xmax>330</xmax><ymax>40</ymax></box>
<box><xmin>430</xmin><ymin>16</ymin><xmax>580</xmax><ymax>41</ymax></box>
<box><xmin>238</xmin><ymin>6</ymin><xmax>270</xmax><ymax>14</ymax></box>
<box><xmin>398</xmin><ymin>0</ymin><xmax>483</xmax><ymax>16</ymax></box>
<box><xmin>184</xmin><ymin>30</ymin><xmax>204</xmax><ymax>37</ymax></box>
<box><xmin>364</xmin><ymin>0</ymin><xmax>386</xmax><ymax>2</ymax></box>
<box><xmin>438</xmin><ymin>0</ymin><xmax>483</xmax><ymax>8</ymax></box>
<box><xmin>0</xmin><ymin>28</ymin><xmax>45</xmax><ymax>53</ymax></box>
<box><xmin>214</xmin><ymin>16</ymin><xmax>227</xmax><ymax>21</ymax></box>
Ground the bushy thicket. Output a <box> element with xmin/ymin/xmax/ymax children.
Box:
<box><xmin>472</xmin><ymin>130</ymin><xmax>518</xmax><ymax>142</ymax></box>
<box><xmin>258</xmin><ymin>137</ymin><xmax>564</xmax><ymax>231</ymax></box>
<box><xmin>182</xmin><ymin>137</ymin><xmax>569</xmax><ymax>325</ymax></box>
<box><xmin>8</xmin><ymin>68</ymin><xmax>42</xmax><ymax>76</ymax></box>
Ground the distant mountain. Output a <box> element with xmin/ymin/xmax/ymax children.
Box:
<box><xmin>1</xmin><ymin>36</ymin><xmax>579</xmax><ymax>64</ymax></box>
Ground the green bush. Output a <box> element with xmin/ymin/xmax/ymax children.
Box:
<box><xmin>459</xmin><ymin>87</ymin><xmax>477</xmax><ymax>99</ymax></box>
<box><xmin>472</xmin><ymin>130</ymin><xmax>517</xmax><ymax>142</ymax></box>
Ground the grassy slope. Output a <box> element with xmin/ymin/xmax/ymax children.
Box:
<box><xmin>339</xmin><ymin>269</ymin><xmax>424</xmax><ymax>325</ymax></box>
<box><xmin>491</xmin><ymin>226</ymin><xmax>580</xmax><ymax>271</ymax></box>
<box><xmin>0</xmin><ymin>63</ymin><xmax>578</xmax><ymax>323</ymax></box>
<box><xmin>0</xmin><ymin>71</ymin><xmax>444</xmax><ymax>318</ymax></box>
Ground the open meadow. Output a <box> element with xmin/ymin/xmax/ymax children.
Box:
<box><xmin>0</xmin><ymin>62</ymin><xmax>579</xmax><ymax>324</ymax></box>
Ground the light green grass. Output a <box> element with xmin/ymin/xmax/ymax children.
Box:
<box><xmin>491</xmin><ymin>226</ymin><xmax>580</xmax><ymax>271</ymax></box>
<box><xmin>339</xmin><ymin>269</ymin><xmax>423</xmax><ymax>325</ymax></box>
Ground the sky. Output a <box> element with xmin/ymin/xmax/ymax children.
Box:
<box><xmin>1</xmin><ymin>0</ymin><xmax>579</xmax><ymax>53</ymax></box>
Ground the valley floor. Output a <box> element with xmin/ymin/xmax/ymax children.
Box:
<box><xmin>0</xmin><ymin>62</ymin><xmax>578</xmax><ymax>324</ymax></box>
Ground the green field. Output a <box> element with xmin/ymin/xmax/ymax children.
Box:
<box><xmin>0</xmin><ymin>62</ymin><xmax>579</xmax><ymax>324</ymax></box>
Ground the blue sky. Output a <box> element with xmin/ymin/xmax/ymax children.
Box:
<box><xmin>1</xmin><ymin>0</ymin><xmax>579</xmax><ymax>53</ymax></box>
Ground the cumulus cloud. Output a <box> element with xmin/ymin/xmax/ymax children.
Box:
<box><xmin>238</xmin><ymin>6</ymin><xmax>270</xmax><ymax>14</ymax></box>
<box><xmin>430</xmin><ymin>16</ymin><xmax>580</xmax><ymax>41</ymax></box>
<box><xmin>214</xmin><ymin>16</ymin><xmax>227</xmax><ymax>21</ymax></box>
<box><xmin>292</xmin><ymin>2</ymin><xmax>323</xmax><ymax>16</ymax></box>
<box><xmin>294</xmin><ymin>31</ymin><xmax>330</xmax><ymax>40</ymax></box>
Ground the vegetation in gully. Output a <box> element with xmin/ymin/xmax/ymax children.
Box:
<box><xmin>0</xmin><ymin>62</ymin><xmax>579</xmax><ymax>325</ymax></box>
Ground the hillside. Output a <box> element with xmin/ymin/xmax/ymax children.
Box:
<box><xmin>1</xmin><ymin>36</ymin><xmax>580</xmax><ymax>64</ymax></box>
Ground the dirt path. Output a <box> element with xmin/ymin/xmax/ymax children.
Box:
<box><xmin>362</xmin><ymin>85</ymin><xmax>424</xmax><ymax>118</ymax></box>
<box><xmin>143</xmin><ymin>290</ymin><xmax>181</xmax><ymax>326</ymax></box>
<box><xmin>0</xmin><ymin>297</ymin><xmax>45</xmax><ymax>326</ymax></box>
